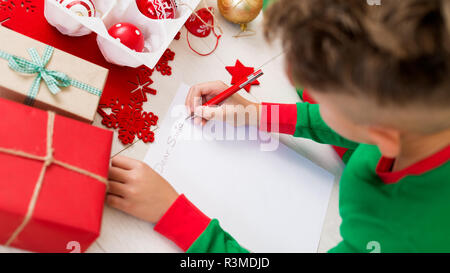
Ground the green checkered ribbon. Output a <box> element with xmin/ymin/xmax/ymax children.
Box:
<box><xmin>0</xmin><ymin>46</ymin><xmax>102</xmax><ymax>105</ymax></box>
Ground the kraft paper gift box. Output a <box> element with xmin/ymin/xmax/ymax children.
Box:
<box><xmin>0</xmin><ymin>26</ymin><xmax>108</xmax><ymax>123</ymax></box>
<box><xmin>0</xmin><ymin>98</ymin><xmax>113</xmax><ymax>253</ymax></box>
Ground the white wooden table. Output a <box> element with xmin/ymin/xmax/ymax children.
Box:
<box><xmin>1</xmin><ymin>0</ymin><xmax>343</xmax><ymax>253</ymax></box>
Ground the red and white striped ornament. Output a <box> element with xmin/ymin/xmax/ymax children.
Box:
<box><xmin>58</xmin><ymin>0</ymin><xmax>96</xmax><ymax>17</ymax></box>
<box><xmin>136</xmin><ymin>0</ymin><xmax>177</xmax><ymax>20</ymax></box>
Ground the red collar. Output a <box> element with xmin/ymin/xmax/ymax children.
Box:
<box><xmin>376</xmin><ymin>145</ymin><xmax>450</xmax><ymax>184</ymax></box>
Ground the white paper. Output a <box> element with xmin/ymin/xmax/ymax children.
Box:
<box><xmin>144</xmin><ymin>84</ymin><xmax>335</xmax><ymax>252</ymax></box>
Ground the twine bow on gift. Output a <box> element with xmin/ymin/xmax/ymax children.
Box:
<box><xmin>0</xmin><ymin>112</ymin><xmax>108</xmax><ymax>247</ymax></box>
<box><xmin>0</xmin><ymin>46</ymin><xmax>103</xmax><ymax>105</ymax></box>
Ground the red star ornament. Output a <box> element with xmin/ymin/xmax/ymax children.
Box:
<box><xmin>225</xmin><ymin>60</ymin><xmax>260</xmax><ymax>92</ymax></box>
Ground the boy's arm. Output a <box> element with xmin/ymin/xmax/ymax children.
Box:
<box><xmin>260</xmin><ymin>102</ymin><xmax>359</xmax><ymax>149</ymax></box>
<box><xmin>154</xmin><ymin>194</ymin><xmax>250</xmax><ymax>253</ymax></box>
<box><xmin>106</xmin><ymin>156</ymin><xmax>249</xmax><ymax>253</ymax></box>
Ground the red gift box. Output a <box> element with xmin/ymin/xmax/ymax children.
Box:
<box><xmin>0</xmin><ymin>98</ymin><xmax>112</xmax><ymax>253</ymax></box>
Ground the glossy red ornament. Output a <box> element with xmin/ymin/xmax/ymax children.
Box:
<box><xmin>136</xmin><ymin>0</ymin><xmax>177</xmax><ymax>20</ymax></box>
<box><xmin>108</xmin><ymin>23</ymin><xmax>145</xmax><ymax>52</ymax></box>
<box><xmin>185</xmin><ymin>7</ymin><xmax>214</xmax><ymax>37</ymax></box>
<box><xmin>184</xmin><ymin>7</ymin><xmax>221</xmax><ymax>56</ymax></box>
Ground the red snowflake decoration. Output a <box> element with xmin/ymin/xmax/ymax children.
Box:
<box><xmin>98</xmin><ymin>65</ymin><xmax>160</xmax><ymax>145</ymax></box>
<box><xmin>128</xmin><ymin>69</ymin><xmax>157</xmax><ymax>103</ymax></box>
<box><xmin>97</xmin><ymin>46</ymin><xmax>177</xmax><ymax>145</ymax></box>
<box><xmin>174</xmin><ymin>31</ymin><xmax>181</xmax><ymax>40</ymax></box>
<box><xmin>155</xmin><ymin>48</ymin><xmax>175</xmax><ymax>76</ymax></box>
<box><xmin>97</xmin><ymin>46</ymin><xmax>177</xmax><ymax>146</ymax></box>
<box><xmin>0</xmin><ymin>0</ymin><xmax>35</xmax><ymax>14</ymax></box>
<box><xmin>137</xmin><ymin>64</ymin><xmax>154</xmax><ymax>79</ymax></box>
<box><xmin>1</xmin><ymin>0</ymin><xmax>36</xmax><ymax>23</ymax></box>
<box><xmin>98</xmin><ymin>97</ymin><xmax>159</xmax><ymax>145</ymax></box>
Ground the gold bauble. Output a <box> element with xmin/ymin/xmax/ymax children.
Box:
<box><xmin>218</xmin><ymin>0</ymin><xmax>263</xmax><ymax>31</ymax></box>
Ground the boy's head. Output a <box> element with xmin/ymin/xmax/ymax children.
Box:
<box><xmin>264</xmin><ymin>0</ymin><xmax>450</xmax><ymax>157</ymax></box>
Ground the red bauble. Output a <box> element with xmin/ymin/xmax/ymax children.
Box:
<box><xmin>136</xmin><ymin>0</ymin><xmax>177</xmax><ymax>20</ymax></box>
<box><xmin>108</xmin><ymin>23</ymin><xmax>145</xmax><ymax>52</ymax></box>
<box><xmin>185</xmin><ymin>7</ymin><xmax>214</xmax><ymax>38</ymax></box>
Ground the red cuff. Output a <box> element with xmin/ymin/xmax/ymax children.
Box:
<box><xmin>259</xmin><ymin>103</ymin><xmax>298</xmax><ymax>135</ymax></box>
<box><xmin>154</xmin><ymin>194</ymin><xmax>211</xmax><ymax>252</ymax></box>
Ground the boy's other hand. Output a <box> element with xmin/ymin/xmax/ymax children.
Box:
<box><xmin>185</xmin><ymin>81</ymin><xmax>261</xmax><ymax>127</ymax></box>
<box><xmin>106</xmin><ymin>155</ymin><xmax>179</xmax><ymax>224</ymax></box>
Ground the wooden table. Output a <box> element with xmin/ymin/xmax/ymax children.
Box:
<box><xmin>1</xmin><ymin>0</ymin><xmax>343</xmax><ymax>253</ymax></box>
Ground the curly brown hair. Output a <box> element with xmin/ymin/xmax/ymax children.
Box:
<box><xmin>264</xmin><ymin>0</ymin><xmax>450</xmax><ymax>108</ymax></box>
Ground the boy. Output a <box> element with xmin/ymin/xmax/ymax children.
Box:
<box><xmin>106</xmin><ymin>0</ymin><xmax>450</xmax><ymax>252</ymax></box>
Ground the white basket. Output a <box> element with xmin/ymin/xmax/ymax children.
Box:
<box><xmin>44</xmin><ymin>0</ymin><xmax>200</xmax><ymax>68</ymax></box>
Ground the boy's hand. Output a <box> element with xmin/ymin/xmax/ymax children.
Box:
<box><xmin>185</xmin><ymin>81</ymin><xmax>261</xmax><ymax>127</ymax></box>
<box><xmin>106</xmin><ymin>155</ymin><xmax>179</xmax><ymax>224</ymax></box>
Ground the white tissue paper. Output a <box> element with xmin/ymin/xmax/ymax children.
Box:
<box><xmin>44</xmin><ymin>0</ymin><xmax>201</xmax><ymax>68</ymax></box>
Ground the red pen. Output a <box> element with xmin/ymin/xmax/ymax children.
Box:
<box><xmin>187</xmin><ymin>69</ymin><xmax>264</xmax><ymax>120</ymax></box>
